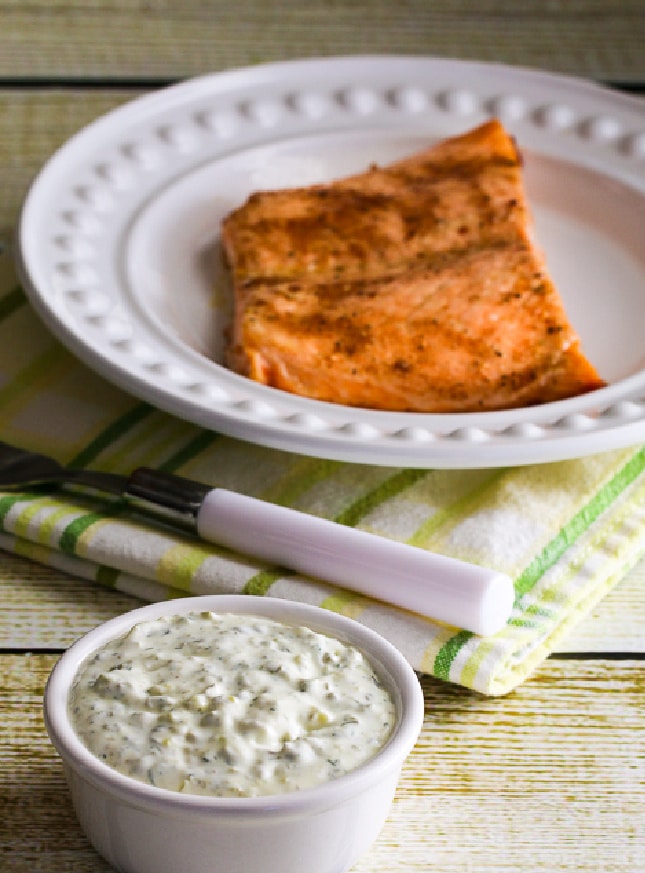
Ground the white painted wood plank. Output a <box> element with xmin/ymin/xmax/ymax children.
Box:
<box><xmin>3</xmin><ymin>655</ymin><xmax>643</xmax><ymax>873</ymax></box>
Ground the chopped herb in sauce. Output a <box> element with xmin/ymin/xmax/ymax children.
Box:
<box><xmin>69</xmin><ymin>612</ymin><xmax>396</xmax><ymax>798</ymax></box>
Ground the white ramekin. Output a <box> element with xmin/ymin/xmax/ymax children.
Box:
<box><xmin>44</xmin><ymin>595</ymin><xmax>424</xmax><ymax>873</ymax></box>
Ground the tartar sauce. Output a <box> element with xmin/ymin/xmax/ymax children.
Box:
<box><xmin>69</xmin><ymin>611</ymin><xmax>396</xmax><ymax>797</ymax></box>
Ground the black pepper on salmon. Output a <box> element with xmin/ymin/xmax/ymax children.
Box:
<box><xmin>221</xmin><ymin>120</ymin><xmax>604</xmax><ymax>412</ymax></box>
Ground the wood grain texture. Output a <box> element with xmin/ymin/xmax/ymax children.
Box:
<box><xmin>0</xmin><ymin>0</ymin><xmax>644</xmax><ymax>82</ymax></box>
<box><xmin>2</xmin><ymin>548</ymin><xmax>644</xmax><ymax>652</ymax></box>
<box><xmin>2</xmin><ymin>654</ymin><xmax>643</xmax><ymax>873</ymax></box>
<box><xmin>0</xmin><ymin>551</ymin><xmax>143</xmax><ymax>648</ymax></box>
<box><xmin>560</xmin><ymin>556</ymin><xmax>645</xmax><ymax>653</ymax></box>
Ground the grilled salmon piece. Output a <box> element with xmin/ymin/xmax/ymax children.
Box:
<box><xmin>221</xmin><ymin>120</ymin><xmax>605</xmax><ymax>413</ymax></box>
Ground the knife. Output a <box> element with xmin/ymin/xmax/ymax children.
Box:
<box><xmin>0</xmin><ymin>442</ymin><xmax>514</xmax><ymax>635</ymax></box>
<box><xmin>100</xmin><ymin>466</ymin><xmax>516</xmax><ymax>636</ymax></box>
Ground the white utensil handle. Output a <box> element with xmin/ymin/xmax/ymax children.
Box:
<box><xmin>196</xmin><ymin>488</ymin><xmax>513</xmax><ymax>636</ymax></box>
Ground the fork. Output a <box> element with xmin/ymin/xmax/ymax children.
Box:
<box><xmin>0</xmin><ymin>440</ymin><xmax>211</xmax><ymax>516</ymax></box>
<box><xmin>0</xmin><ymin>440</ymin><xmax>514</xmax><ymax>635</ymax></box>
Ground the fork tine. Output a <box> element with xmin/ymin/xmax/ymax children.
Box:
<box><xmin>0</xmin><ymin>440</ymin><xmax>128</xmax><ymax>494</ymax></box>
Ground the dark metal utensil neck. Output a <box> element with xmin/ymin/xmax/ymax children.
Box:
<box><xmin>125</xmin><ymin>468</ymin><xmax>212</xmax><ymax>520</ymax></box>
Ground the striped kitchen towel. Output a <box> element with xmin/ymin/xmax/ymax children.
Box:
<box><xmin>1</xmin><ymin>251</ymin><xmax>644</xmax><ymax>695</ymax></box>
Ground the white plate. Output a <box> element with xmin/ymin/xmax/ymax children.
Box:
<box><xmin>15</xmin><ymin>56</ymin><xmax>645</xmax><ymax>468</ymax></box>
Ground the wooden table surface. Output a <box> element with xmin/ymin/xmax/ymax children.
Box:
<box><xmin>1</xmin><ymin>3</ymin><xmax>644</xmax><ymax>871</ymax></box>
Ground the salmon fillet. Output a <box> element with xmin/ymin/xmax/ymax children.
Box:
<box><xmin>221</xmin><ymin>120</ymin><xmax>605</xmax><ymax>413</ymax></box>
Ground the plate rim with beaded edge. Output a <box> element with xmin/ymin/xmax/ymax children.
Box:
<box><xmin>15</xmin><ymin>55</ymin><xmax>645</xmax><ymax>468</ymax></box>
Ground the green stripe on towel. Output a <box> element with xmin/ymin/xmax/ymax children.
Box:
<box><xmin>158</xmin><ymin>429</ymin><xmax>222</xmax><ymax>473</ymax></box>
<box><xmin>68</xmin><ymin>403</ymin><xmax>154</xmax><ymax>468</ymax></box>
<box><xmin>59</xmin><ymin>511</ymin><xmax>111</xmax><ymax>554</ymax></box>
<box><xmin>243</xmin><ymin>570</ymin><xmax>285</xmax><ymax>596</ymax></box>
<box><xmin>513</xmin><ymin>444</ymin><xmax>645</xmax><ymax>600</ymax></box>
<box><xmin>335</xmin><ymin>468</ymin><xmax>428</xmax><ymax>527</ymax></box>
<box><xmin>433</xmin><ymin>445</ymin><xmax>645</xmax><ymax>680</ymax></box>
